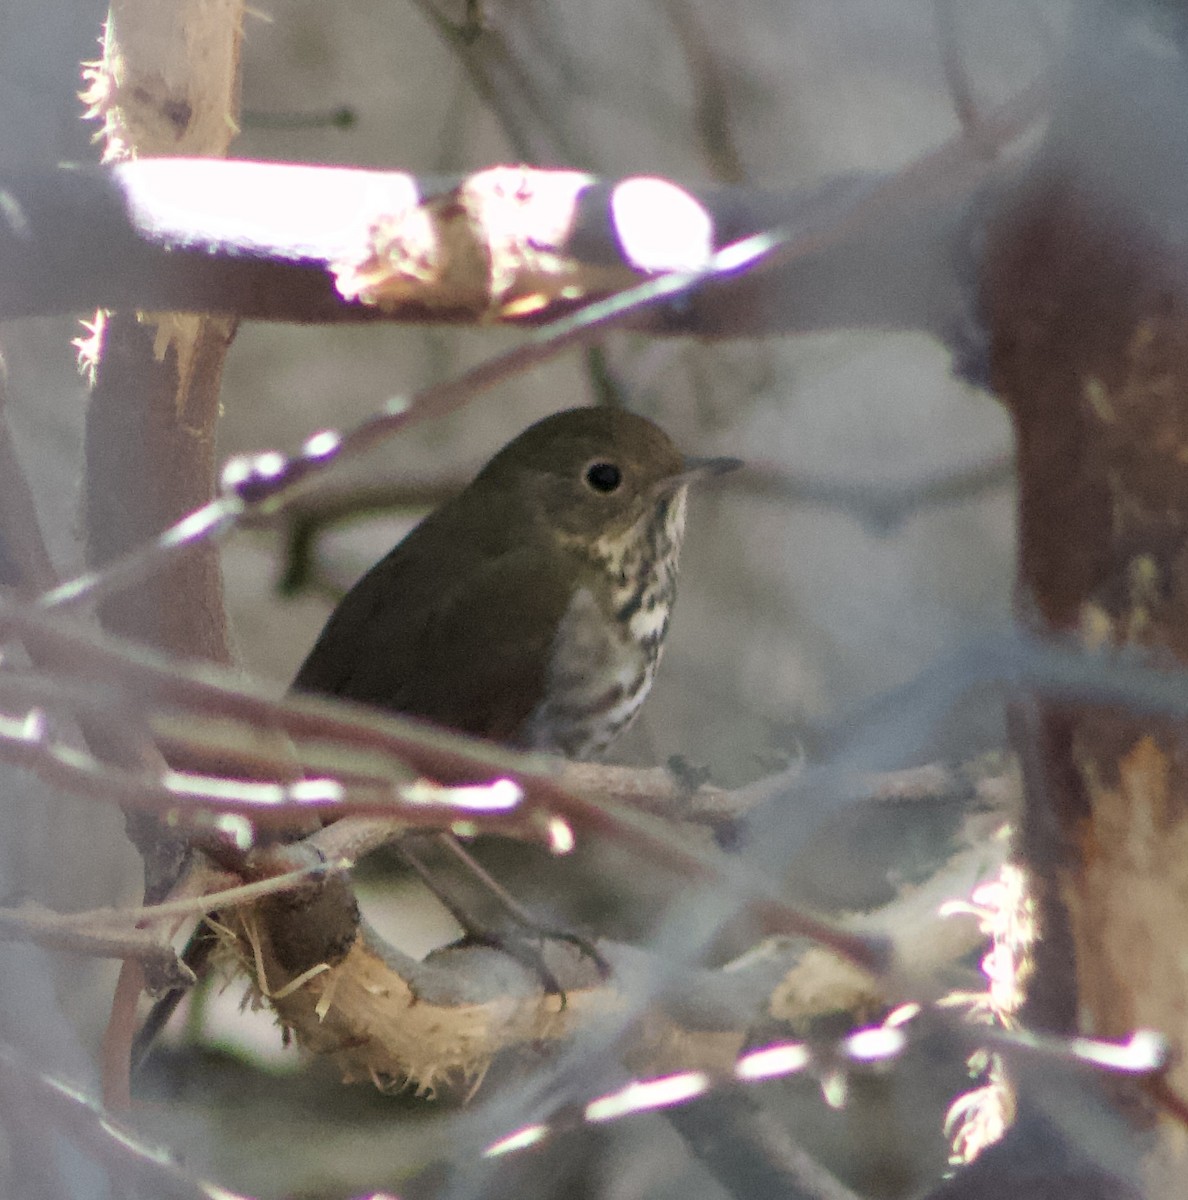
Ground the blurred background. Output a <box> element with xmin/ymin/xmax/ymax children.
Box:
<box><xmin>0</xmin><ymin>0</ymin><xmax>1048</xmax><ymax>1194</ymax></box>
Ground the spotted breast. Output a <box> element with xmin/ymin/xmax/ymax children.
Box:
<box><xmin>522</xmin><ymin>487</ymin><xmax>689</xmax><ymax>760</ymax></box>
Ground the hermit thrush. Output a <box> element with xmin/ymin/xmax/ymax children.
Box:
<box><xmin>293</xmin><ymin>406</ymin><xmax>739</xmax><ymax>759</ymax></box>
<box><xmin>287</xmin><ymin>407</ymin><xmax>739</xmax><ymax>995</ymax></box>
<box><xmin>134</xmin><ymin>408</ymin><xmax>736</xmax><ymax>1064</ymax></box>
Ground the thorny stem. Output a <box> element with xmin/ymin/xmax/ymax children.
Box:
<box><xmin>30</xmin><ymin>78</ymin><xmax>1046</xmax><ymax>623</ymax></box>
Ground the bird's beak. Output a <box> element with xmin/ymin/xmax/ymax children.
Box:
<box><xmin>672</xmin><ymin>454</ymin><xmax>744</xmax><ymax>486</ymax></box>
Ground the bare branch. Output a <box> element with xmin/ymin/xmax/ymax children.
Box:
<box><xmin>0</xmin><ymin>1041</ymin><xmax>249</xmax><ymax>1200</ymax></box>
<box><xmin>480</xmin><ymin>1012</ymin><xmax>1164</xmax><ymax>1162</ymax></box>
<box><xmin>0</xmin><ymin>863</ymin><xmax>326</xmax><ymax>957</ymax></box>
<box><xmin>0</xmin><ymin>698</ymin><xmax>567</xmax><ymax>847</ymax></box>
<box><xmin>0</xmin><ymin>356</ymin><xmax>58</xmax><ymax>593</ymax></box>
<box><xmin>410</xmin><ymin>0</ymin><xmax>592</xmax><ymax>164</ymax></box>
<box><xmin>100</xmin><ymin>959</ymin><xmax>145</xmax><ymax>1115</ymax></box>
<box><xmin>0</xmin><ymin>597</ymin><xmax>888</xmax><ymax>972</ymax></box>
<box><xmin>140</xmin><ymin>751</ymin><xmax>1011</xmax><ymax>1098</ymax></box>
<box><xmin>15</xmin><ymin>83</ymin><xmax>1041</xmax><ymax>632</ymax></box>
<box><xmin>30</xmin><ymin>216</ymin><xmax>802</xmax><ymax>617</ymax></box>
<box><xmin>933</xmin><ymin>0</ymin><xmax>996</xmax><ymax>158</ymax></box>
<box><xmin>0</xmin><ymin>903</ymin><xmax>186</xmax><ymax>978</ymax></box>
<box><xmin>658</xmin><ymin>0</ymin><xmax>747</xmax><ymax>183</ymax></box>
<box><xmin>231</xmin><ymin>903</ymin><xmax>827</xmax><ymax>1096</ymax></box>
<box><xmin>0</xmin><ymin>76</ymin><xmax>1042</xmax><ymax>334</ymax></box>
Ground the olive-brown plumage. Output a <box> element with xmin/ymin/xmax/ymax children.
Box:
<box><xmin>130</xmin><ymin>410</ymin><xmax>735</xmax><ymax>1061</ymax></box>
<box><xmin>293</xmin><ymin>407</ymin><xmax>737</xmax><ymax>758</ymax></box>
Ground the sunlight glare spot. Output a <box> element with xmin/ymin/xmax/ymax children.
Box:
<box><xmin>484</xmin><ymin>1123</ymin><xmax>549</xmax><ymax>1157</ymax></box>
<box><xmin>219</xmin><ymin>455</ymin><xmax>252</xmax><ymax>491</ymax></box>
<box><xmin>611</xmin><ymin>178</ymin><xmax>712</xmax><ymax>273</ymax></box>
<box><xmin>164</xmin><ymin>771</ymin><xmax>285</xmax><ymax>805</ymax></box>
<box><xmin>547</xmin><ymin>816</ymin><xmax>575</xmax><ymax>854</ymax></box>
<box><xmin>289</xmin><ymin>778</ymin><xmax>345</xmax><ymax>804</ymax></box>
<box><xmin>821</xmin><ymin>1071</ymin><xmax>848</xmax><ymax>1110</ymax></box>
<box><xmin>885</xmin><ymin>1003</ymin><xmax>921</xmax><ymax>1027</ymax></box>
<box><xmin>404</xmin><ymin>777</ymin><xmax>522</xmax><ymax>810</ymax></box>
<box><xmin>585</xmin><ymin>1072</ymin><xmax>708</xmax><ymax>1122</ymax></box>
<box><xmin>1071</xmin><ymin>1029</ymin><xmax>1167</xmax><ymax>1072</ymax></box>
<box><xmin>20</xmin><ymin>708</ymin><xmax>47</xmax><ymax>743</ymax></box>
<box><xmin>302</xmin><ymin>429</ymin><xmax>342</xmax><ymax>461</ymax></box>
<box><xmin>166</xmin><ymin>501</ymin><xmax>234</xmax><ymax>546</ymax></box>
<box><xmin>736</xmin><ymin>1042</ymin><xmax>811</xmax><ymax>1081</ymax></box>
<box><xmin>211</xmin><ymin>813</ymin><xmax>255</xmax><ymax>851</ymax></box>
<box><xmin>251</xmin><ymin>450</ymin><xmax>287</xmax><ymax>479</ymax></box>
<box><xmin>844</xmin><ymin>1026</ymin><xmax>907</xmax><ymax>1063</ymax></box>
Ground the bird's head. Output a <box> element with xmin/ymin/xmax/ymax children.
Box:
<box><xmin>474</xmin><ymin>407</ymin><xmax>739</xmax><ymax>546</ymax></box>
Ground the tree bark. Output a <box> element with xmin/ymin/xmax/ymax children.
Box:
<box><xmin>981</xmin><ymin>24</ymin><xmax>1188</xmax><ymax>1193</ymax></box>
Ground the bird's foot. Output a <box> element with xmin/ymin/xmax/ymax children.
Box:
<box><xmin>401</xmin><ymin>832</ymin><xmax>612</xmax><ymax>1000</ymax></box>
<box><xmin>457</xmin><ymin>923</ymin><xmax>610</xmax><ymax>1005</ymax></box>
<box><xmin>542</xmin><ymin>924</ymin><xmax>613</xmax><ymax>980</ymax></box>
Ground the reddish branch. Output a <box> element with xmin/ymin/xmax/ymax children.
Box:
<box><xmin>0</xmin><ymin>594</ymin><xmax>888</xmax><ymax>973</ymax></box>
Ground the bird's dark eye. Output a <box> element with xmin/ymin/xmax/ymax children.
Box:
<box><xmin>584</xmin><ymin>462</ymin><xmax>623</xmax><ymax>493</ymax></box>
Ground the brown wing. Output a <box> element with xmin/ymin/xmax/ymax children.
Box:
<box><xmin>293</xmin><ymin>527</ymin><xmax>575</xmax><ymax>745</ymax></box>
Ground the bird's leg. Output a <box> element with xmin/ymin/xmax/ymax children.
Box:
<box><xmin>432</xmin><ymin>831</ymin><xmax>611</xmax><ymax>977</ymax></box>
<box><xmin>396</xmin><ymin>838</ymin><xmax>571</xmax><ymax>996</ymax></box>
<box><xmin>396</xmin><ymin>832</ymin><xmax>610</xmax><ymax>997</ymax></box>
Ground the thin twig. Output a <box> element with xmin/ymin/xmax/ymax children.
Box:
<box><xmin>0</xmin><ymin>701</ymin><xmax>557</xmax><ymax>841</ymax></box>
<box><xmin>658</xmin><ymin>0</ymin><xmax>747</xmax><ymax>183</ymax></box>
<box><xmin>29</xmin><ymin>79</ymin><xmax>1047</xmax><ymax>622</ymax></box>
<box><xmin>0</xmin><ymin>864</ymin><xmax>325</xmax><ymax>951</ymax></box>
<box><xmin>0</xmin><ymin>905</ymin><xmax>180</xmax><ymax>968</ymax></box>
<box><xmin>101</xmin><ymin>960</ymin><xmax>144</xmax><ymax>1113</ymax></box>
<box><xmin>0</xmin><ymin>1041</ymin><xmax>248</xmax><ymax>1198</ymax></box>
<box><xmin>933</xmin><ymin>0</ymin><xmax>996</xmax><ymax>158</ymax></box>
<box><xmin>410</xmin><ymin>0</ymin><xmax>590</xmax><ymax>164</ymax></box>
<box><xmin>0</xmin><ymin>596</ymin><xmax>888</xmax><ymax>974</ymax></box>
<box><xmin>482</xmin><ymin>1011</ymin><xmax>1164</xmax><ymax>1161</ymax></box>
<box><xmin>0</xmin><ymin>354</ymin><xmax>59</xmax><ymax>593</ymax></box>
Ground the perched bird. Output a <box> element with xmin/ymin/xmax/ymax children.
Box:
<box><xmin>293</xmin><ymin>406</ymin><xmax>739</xmax><ymax>760</ymax></box>
<box><xmin>133</xmin><ymin>408</ymin><xmax>736</xmax><ymax>1068</ymax></box>
<box><xmin>294</xmin><ymin>406</ymin><xmax>738</xmax><ymax>979</ymax></box>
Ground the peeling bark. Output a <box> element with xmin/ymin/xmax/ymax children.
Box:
<box><xmin>981</xmin><ymin>30</ymin><xmax>1188</xmax><ymax>1192</ymax></box>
